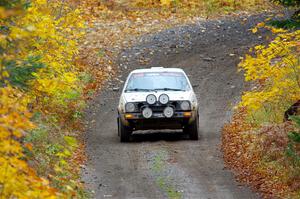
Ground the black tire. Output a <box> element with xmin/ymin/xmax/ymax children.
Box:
<box><xmin>118</xmin><ymin>117</ymin><xmax>132</xmax><ymax>142</ymax></box>
<box><xmin>184</xmin><ymin>115</ymin><xmax>199</xmax><ymax>140</ymax></box>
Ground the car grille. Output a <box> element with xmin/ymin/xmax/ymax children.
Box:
<box><xmin>135</xmin><ymin>101</ymin><xmax>181</xmax><ymax>113</ymax></box>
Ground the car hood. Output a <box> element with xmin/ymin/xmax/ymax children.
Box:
<box><xmin>122</xmin><ymin>91</ymin><xmax>193</xmax><ymax>103</ymax></box>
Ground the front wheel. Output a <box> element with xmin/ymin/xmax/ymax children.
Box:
<box><xmin>118</xmin><ymin>117</ymin><xmax>132</xmax><ymax>142</ymax></box>
<box><xmin>184</xmin><ymin>115</ymin><xmax>199</xmax><ymax>140</ymax></box>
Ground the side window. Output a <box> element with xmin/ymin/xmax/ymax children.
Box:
<box><xmin>126</xmin><ymin>76</ymin><xmax>134</xmax><ymax>90</ymax></box>
<box><xmin>180</xmin><ymin>76</ymin><xmax>189</xmax><ymax>90</ymax></box>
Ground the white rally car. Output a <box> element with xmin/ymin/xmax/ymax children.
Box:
<box><xmin>117</xmin><ymin>67</ymin><xmax>199</xmax><ymax>142</ymax></box>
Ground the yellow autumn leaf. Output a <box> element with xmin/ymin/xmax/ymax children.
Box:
<box><xmin>239</xmin><ymin>30</ymin><xmax>300</xmax><ymax>123</ymax></box>
<box><xmin>160</xmin><ymin>0</ymin><xmax>172</xmax><ymax>6</ymax></box>
<box><xmin>251</xmin><ymin>27</ymin><xmax>258</xmax><ymax>34</ymax></box>
<box><xmin>257</xmin><ymin>22</ymin><xmax>265</xmax><ymax>28</ymax></box>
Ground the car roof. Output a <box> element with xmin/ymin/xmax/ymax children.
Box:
<box><xmin>130</xmin><ymin>67</ymin><xmax>185</xmax><ymax>74</ymax></box>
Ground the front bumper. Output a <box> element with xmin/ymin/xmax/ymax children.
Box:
<box><xmin>119</xmin><ymin>110</ymin><xmax>197</xmax><ymax>130</ymax></box>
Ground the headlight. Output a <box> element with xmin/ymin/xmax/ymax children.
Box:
<box><xmin>142</xmin><ymin>107</ymin><xmax>153</xmax><ymax>118</ymax></box>
<box><xmin>180</xmin><ymin>101</ymin><xmax>191</xmax><ymax>111</ymax></box>
<box><xmin>159</xmin><ymin>94</ymin><xmax>169</xmax><ymax>105</ymax></box>
<box><xmin>125</xmin><ymin>102</ymin><xmax>135</xmax><ymax>112</ymax></box>
<box><xmin>146</xmin><ymin>94</ymin><xmax>157</xmax><ymax>105</ymax></box>
<box><xmin>163</xmin><ymin>106</ymin><xmax>174</xmax><ymax>118</ymax></box>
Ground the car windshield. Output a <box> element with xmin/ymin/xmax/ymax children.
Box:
<box><xmin>125</xmin><ymin>72</ymin><xmax>191</xmax><ymax>92</ymax></box>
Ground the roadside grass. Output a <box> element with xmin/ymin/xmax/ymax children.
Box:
<box><xmin>157</xmin><ymin>177</ymin><xmax>182</xmax><ymax>199</ymax></box>
<box><xmin>246</xmin><ymin>103</ymin><xmax>291</xmax><ymax>125</ymax></box>
<box><xmin>23</xmin><ymin>108</ymin><xmax>89</xmax><ymax>197</ymax></box>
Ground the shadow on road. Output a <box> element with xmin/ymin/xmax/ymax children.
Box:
<box><xmin>130</xmin><ymin>131</ymin><xmax>190</xmax><ymax>142</ymax></box>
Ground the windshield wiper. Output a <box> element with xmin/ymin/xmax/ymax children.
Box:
<box><xmin>155</xmin><ymin>88</ymin><xmax>186</xmax><ymax>91</ymax></box>
<box><xmin>125</xmin><ymin>88</ymin><xmax>155</xmax><ymax>92</ymax></box>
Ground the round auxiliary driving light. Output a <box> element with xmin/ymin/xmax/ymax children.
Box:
<box><xmin>125</xmin><ymin>102</ymin><xmax>135</xmax><ymax>112</ymax></box>
<box><xmin>180</xmin><ymin>101</ymin><xmax>191</xmax><ymax>111</ymax></box>
<box><xmin>142</xmin><ymin>107</ymin><xmax>153</xmax><ymax>119</ymax></box>
<box><xmin>159</xmin><ymin>94</ymin><xmax>169</xmax><ymax>105</ymax></box>
<box><xmin>163</xmin><ymin>107</ymin><xmax>174</xmax><ymax>118</ymax></box>
<box><xmin>146</xmin><ymin>94</ymin><xmax>157</xmax><ymax>105</ymax></box>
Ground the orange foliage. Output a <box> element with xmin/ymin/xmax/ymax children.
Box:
<box><xmin>222</xmin><ymin>109</ymin><xmax>296</xmax><ymax>198</ymax></box>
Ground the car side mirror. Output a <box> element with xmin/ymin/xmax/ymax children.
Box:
<box><xmin>192</xmin><ymin>84</ymin><xmax>199</xmax><ymax>88</ymax></box>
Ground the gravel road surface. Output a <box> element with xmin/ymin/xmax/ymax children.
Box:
<box><xmin>82</xmin><ymin>14</ymin><xmax>271</xmax><ymax>199</ymax></box>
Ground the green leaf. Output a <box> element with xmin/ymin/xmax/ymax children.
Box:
<box><xmin>0</xmin><ymin>0</ymin><xmax>21</xmax><ymax>8</ymax></box>
<box><xmin>290</xmin><ymin>115</ymin><xmax>300</xmax><ymax>128</ymax></box>
<box><xmin>288</xmin><ymin>131</ymin><xmax>300</xmax><ymax>143</ymax></box>
<box><xmin>3</xmin><ymin>56</ymin><xmax>45</xmax><ymax>89</ymax></box>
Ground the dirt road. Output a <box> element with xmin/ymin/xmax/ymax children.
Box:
<box><xmin>82</xmin><ymin>14</ymin><xmax>270</xmax><ymax>199</ymax></box>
